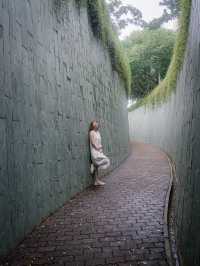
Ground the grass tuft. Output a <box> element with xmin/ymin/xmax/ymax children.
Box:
<box><xmin>87</xmin><ymin>0</ymin><xmax>131</xmax><ymax>96</ymax></box>
<box><xmin>128</xmin><ymin>0</ymin><xmax>191</xmax><ymax>111</ymax></box>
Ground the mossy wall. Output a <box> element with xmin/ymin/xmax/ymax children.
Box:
<box><xmin>128</xmin><ymin>0</ymin><xmax>200</xmax><ymax>264</ymax></box>
<box><xmin>0</xmin><ymin>0</ymin><xmax>129</xmax><ymax>255</ymax></box>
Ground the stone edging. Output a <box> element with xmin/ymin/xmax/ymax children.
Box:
<box><xmin>164</xmin><ymin>155</ymin><xmax>175</xmax><ymax>266</ymax></box>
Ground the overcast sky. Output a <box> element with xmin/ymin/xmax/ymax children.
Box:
<box><xmin>119</xmin><ymin>0</ymin><xmax>177</xmax><ymax>39</ymax></box>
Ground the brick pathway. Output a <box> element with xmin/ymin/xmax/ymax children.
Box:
<box><xmin>1</xmin><ymin>142</ymin><xmax>171</xmax><ymax>266</ymax></box>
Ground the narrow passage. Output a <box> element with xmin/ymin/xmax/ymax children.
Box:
<box><xmin>1</xmin><ymin>142</ymin><xmax>171</xmax><ymax>266</ymax></box>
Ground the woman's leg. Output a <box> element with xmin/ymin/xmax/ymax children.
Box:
<box><xmin>93</xmin><ymin>166</ymin><xmax>106</xmax><ymax>186</ymax></box>
<box><xmin>94</xmin><ymin>166</ymin><xmax>102</xmax><ymax>185</ymax></box>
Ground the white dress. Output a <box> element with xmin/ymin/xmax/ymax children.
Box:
<box><xmin>89</xmin><ymin>130</ymin><xmax>110</xmax><ymax>171</ymax></box>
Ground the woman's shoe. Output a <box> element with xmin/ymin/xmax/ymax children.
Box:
<box><xmin>94</xmin><ymin>179</ymin><xmax>105</xmax><ymax>186</ymax></box>
<box><xmin>94</xmin><ymin>180</ymin><xmax>100</xmax><ymax>186</ymax></box>
<box><xmin>98</xmin><ymin>180</ymin><xmax>105</xmax><ymax>185</ymax></box>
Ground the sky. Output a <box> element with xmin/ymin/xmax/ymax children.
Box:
<box><xmin>119</xmin><ymin>0</ymin><xmax>177</xmax><ymax>39</ymax></box>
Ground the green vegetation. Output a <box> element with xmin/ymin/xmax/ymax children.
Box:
<box><xmin>123</xmin><ymin>29</ymin><xmax>176</xmax><ymax>99</ymax></box>
<box><xmin>87</xmin><ymin>0</ymin><xmax>131</xmax><ymax>95</ymax></box>
<box><xmin>128</xmin><ymin>0</ymin><xmax>191</xmax><ymax>111</ymax></box>
<box><xmin>107</xmin><ymin>0</ymin><xmax>180</xmax><ymax>33</ymax></box>
<box><xmin>147</xmin><ymin>0</ymin><xmax>180</xmax><ymax>30</ymax></box>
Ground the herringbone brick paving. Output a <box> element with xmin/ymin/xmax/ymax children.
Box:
<box><xmin>0</xmin><ymin>142</ymin><xmax>171</xmax><ymax>266</ymax></box>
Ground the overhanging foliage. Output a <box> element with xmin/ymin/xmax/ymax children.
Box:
<box><xmin>128</xmin><ymin>0</ymin><xmax>191</xmax><ymax>111</ymax></box>
<box><xmin>87</xmin><ymin>0</ymin><xmax>131</xmax><ymax>95</ymax></box>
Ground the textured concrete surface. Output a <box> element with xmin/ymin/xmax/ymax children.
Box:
<box><xmin>128</xmin><ymin>0</ymin><xmax>200</xmax><ymax>265</ymax></box>
<box><xmin>0</xmin><ymin>0</ymin><xmax>129</xmax><ymax>255</ymax></box>
<box><xmin>0</xmin><ymin>142</ymin><xmax>171</xmax><ymax>266</ymax></box>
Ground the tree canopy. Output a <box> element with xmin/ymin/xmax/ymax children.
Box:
<box><xmin>107</xmin><ymin>0</ymin><xmax>145</xmax><ymax>33</ymax></box>
<box><xmin>107</xmin><ymin>0</ymin><xmax>180</xmax><ymax>33</ymax></box>
<box><xmin>123</xmin><ymin>29</ymin><xmax>176</xmax><ymax>99</ymax></box>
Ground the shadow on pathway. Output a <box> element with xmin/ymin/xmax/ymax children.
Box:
<box><xmin>1</xmin><ymin>142</ymin><xmax>171</xmax><ymax>266</ymax></box>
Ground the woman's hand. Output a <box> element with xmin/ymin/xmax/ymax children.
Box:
<box><xmin>95</xmin><ymin>146</ymin><xmax>103</xmax><ymax>153</ymax></box>
<box><xmin>98</xmin><ymin>145</ymin><xmax>103</xmax><ymax>152</ymax></box>
<box><xmin>91</xmin><ymin>143</ymin><xmax>102</xmax><ymax>152</ymax></box>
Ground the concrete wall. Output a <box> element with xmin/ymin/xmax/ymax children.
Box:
<box><xmin>129</xmin><ymin>1</ymin><xmax>200</xmax><ymax>265</ymax></box>
<box><xmin>0</xmin><ymin>0</ymin><xmax>129</xmax><ymax>255</ymax></box>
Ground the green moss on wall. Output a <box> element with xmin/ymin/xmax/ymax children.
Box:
<box><xmin>128</xmin><ymin>0</ymin><xmax>191</xmax><ymax>111</ymax></box>
<box><xmin>87</xmin><ymin>0</ymin><xmax>131</xmax><ymax>95</ymax></box>
<box><xmin>57</xmin><ymin>0</ymin><xmax>131</xmax><ymax>95</ymax></box>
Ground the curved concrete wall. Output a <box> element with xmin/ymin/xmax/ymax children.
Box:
<box><xmin>129</xmin><ymin>0</ymin><xmax>200</xmax><ymax>265</ymax></box>
<box><xmin>0</xmin><ymin>0</ymin><xmax>129</xmax><ymax>255</ymax></box>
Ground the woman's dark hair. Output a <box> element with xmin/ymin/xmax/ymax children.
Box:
<box><xmin>89</xmin><ymin>120</ymin><xmax>97</xmax><ymax>132</ymax></box>
<box><xmin>88</xmin><ymin>120</ymin><xmax>97</xmax><ymax>166</ymax></box>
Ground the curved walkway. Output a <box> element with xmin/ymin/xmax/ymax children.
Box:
<box><xmin>1</xmin><ymin>142</ymin><xmax>171</xmax><ymax>266</ymax></box>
